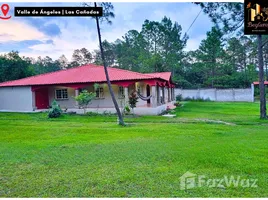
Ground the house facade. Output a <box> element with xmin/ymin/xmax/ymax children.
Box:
<box><xmin>0</xmin><ymin>64</ymin><xmax>175</xmax><ymax>115</ymax></box>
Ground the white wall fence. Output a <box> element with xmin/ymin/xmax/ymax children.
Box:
<box><xmin>175</xmin><ymin>87</ymin><xmax>254</xmax><ymax>102</ymax></box>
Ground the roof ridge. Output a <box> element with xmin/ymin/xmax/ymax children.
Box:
<box><xmin>107</xmin><ymin>66</ymin><xmax>156</xmax><ymax>79</ymax></box>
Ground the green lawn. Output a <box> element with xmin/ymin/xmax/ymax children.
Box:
<box><xmin>0</xmin><ymin>102</ymin><xmax>267</xmax><ymax>197</ymax></box>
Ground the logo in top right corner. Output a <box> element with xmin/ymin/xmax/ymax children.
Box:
<box><xmin>245</xmin><ymin>0</ymin><xmax>268</xmax><ymax>34</ymax></box>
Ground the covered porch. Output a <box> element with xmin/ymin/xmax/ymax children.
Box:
<box><xmin>31</xmin><ymin>79</ymin><xmax>176</xmax><ymax>115</ymax></box>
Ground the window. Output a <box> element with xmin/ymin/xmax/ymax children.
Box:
<box><xmin>118</xmin><ymin>86</ymin><xmax>125</xmax><ymax>99</ymax></box>
<box><xmin>96</xmin><ymin>87</ymin><xmax>104</xmax><ymax>98</ymax></box>
<box><xmin>55</xmin><ymin>89</ymin><xmax>68</xmax><ymax>100</ymax></box>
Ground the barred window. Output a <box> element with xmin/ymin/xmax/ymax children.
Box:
<box><xmin>55</xmin><ymin>89</ymin><xmax>68</xmax><ymax>100</ymax></box>
<box><xmin>96</xmin><ymin>87</ymin><xmax>104</xmax><ymax>98</ymax></box>
<box><xmin>118</xmin><ymin>86</ymin><xmax>125</xmax><ymax>99</ymax></box>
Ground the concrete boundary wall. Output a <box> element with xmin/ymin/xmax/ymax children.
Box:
<box><xmin>175</xmin><ymin>88</ymin><xmax>254</xmax><ymax>102</ymax></box>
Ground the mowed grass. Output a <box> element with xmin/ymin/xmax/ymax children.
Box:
<box><xmin>0</xmin><ymin>102</ymin><xmax>267</xmax><ymax>197</ymax></box>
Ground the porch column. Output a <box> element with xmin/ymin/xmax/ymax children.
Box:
<box><xmin>165</xmin><ymin>87</ymin><xmax>168</xmax><ymax>103</ymax></box>
<box><xmin>151</xmin><ymin>86</ymin><xmax>157</xmax><ymax>107</ymax></box>
<box><xmin>157</xmin><ymin>85</ymin><xmax>160</xmax><ymax>105</ymax></box>
<box><xmin>162</xmin><ymin>87</ymin><xmax>165</xmax><ymax>104</ymax></box>
<box><xmin>75</xmin><ymin>89</ymin><xmax>79</xmax><ymax>107</ymax></box>
<box><xmin>171</xmin><ymin>88</ymin><xmax>173</xmax><ymax>101</ymax></box>
<box><xmin>251</xmin><ymin>83</ymin><xmax>255</xmax><ymax>102</ymax></box>
<box><xmin>168</xmin><ymin>87</ymin><xmax>171</xmax><ymax>102</ymax></box>
<box><xmin>172</xmin><ymin>88</ymin><xmax>175</xmax><ymax>101</ymax></box>
<box><xmin>32</xmin><ymin>91</ymin><xmax>36</xmax><ymax>110</ymax></box>
<box><xmin>124</xmin><ymin>87</ymin><xmax>129</xmax><ymax>105</ymax></box>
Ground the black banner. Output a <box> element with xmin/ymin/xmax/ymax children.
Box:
<box><xmin>244</xmin><ymin>0</ymin><xmax>268</xmax><ymax>34</ymax></box>
<box><xmin>14</xmin><ymin>7</ymin><xmax>103</xmax><ymax>17</ymax></box>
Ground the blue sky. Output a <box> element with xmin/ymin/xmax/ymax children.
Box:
<box><xmin>0</xmin><ymin>2</ymin><xmax>213</xmax><ymax>60</ymax></box>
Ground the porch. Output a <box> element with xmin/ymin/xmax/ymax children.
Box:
<box><xmin>32</xmin><ymin>80</ymin><xmax>176</xmax><ymax>115</ymax></box>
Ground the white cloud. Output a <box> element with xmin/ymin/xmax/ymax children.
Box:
<box><xmin>0</xmin><ymin>20</ymin><xmax>47</xmax><ymax>42</ymax></box>
<box><xmin>185</xmin><ymin>35</ymin><xmax>206</xmax><ymax>51</ymax></box>
<box><xmin>27</xmin><ymin>20</ymin><xmax>99</xmax><ymax>60</ymax></box>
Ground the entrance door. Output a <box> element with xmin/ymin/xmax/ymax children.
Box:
<box><xmin>35</xmin><ymin>88</ymin><xmax>49</xmax><ymax>109</ymax></box>
<box><xmin>146</xmin><ymin>85</ymin><xmax>151</xmax><ymax>104</ymax></box>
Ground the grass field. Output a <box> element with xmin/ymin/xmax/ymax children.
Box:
<box><xmin>0</xmin><ymin>102</ymin><xmax>267</xmax><ymax>197</ymax></box>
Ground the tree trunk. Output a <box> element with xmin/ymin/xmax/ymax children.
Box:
<box><xmin>94</xmin><ymin>2</ymin><xmax>125</xmax><ymax>125</ymax></box>
<box><xmin>265</xmin><ymin>54</ymin><xmax>268</xmax><ymax>81</ymax></box>
<box><xmin>257</xmin><ymin>34</ymin><xmax>267</xmax><ymax>119</ymax></box>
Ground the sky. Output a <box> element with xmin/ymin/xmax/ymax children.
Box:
<box><xmin>0</xmin><ymin>2</ymin><xmax>213</xmax><ymax>61</ymax></box>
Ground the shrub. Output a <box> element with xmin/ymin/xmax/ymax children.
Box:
<box><xmin>183</xmin><ymin>97</ymin><xmax>211</xmax><ymax>102</ymax></box>
<box><xmin>75</xmin><ymin>90</ymin><xmax>96</xmax><ymax>114</ymax></box>
<box><xmin>128</xmin><ymin>90</ymin><xmax>139</xmax><ymax>114</ymax></box>
<box><xmin>86</xmin><ymin>111</ymin><xmax>100</xmax><ymax>116</ymax></box>
<box><xmin>168</xmin><ymin>109</ymin><xmax>176</xmax><ymax>114</ymax></box>
<box><xmin>183</xmin><ymin>97</ymin><xmax>192</xmax><ymax>101</ymax></box>
<box><xmin>174</xmin><ymin>101</ymin><xmax>181</xmax><ymax>107</ymax></box>
<box><xmin>86</xmin><ymin>111</ymin><xmax>115</xmax><ymax>117</ymax></box>
<box><xmin>124</xmin><ymin>105</ymin><xmax>131</xmax><ymax>115</ymax></box>
<box><xmin>103</xmin><ymin>111</ymin><xmax>115</xmax><ymax>116</ymax></box>
<box><xmin>48</xmin><ymin>100</ymin><xmax>62</xmax><ymax>118</ymax></box>
<box><xmin>176</xmin><ymin>94</ymin><xmax>183</xmax><ymax>101</ymax></box>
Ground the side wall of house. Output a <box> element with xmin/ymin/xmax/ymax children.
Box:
<box><xmin>0</xmin><ymin>86</ymin><xmax>33</xmax><ymax>111</ymax></box>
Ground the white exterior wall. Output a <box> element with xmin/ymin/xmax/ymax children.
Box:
<box><xmin>48</xmin><ymin>83</ymin><xmax>149</xmax><ymax>110</ymax></box>
<box><xmin>48</xmin><ymin>85</ymin><xmax>119</xmax><ymax>109</ymax></box>
<box><xmin>87</xmin><ymin>84</ymin><xmax>124</xmax><ymax>108</ymax></box>
<box><xmin>175</xmin><ymin>88</ymin><xmax>254</xmax><ymax>102</ymax></box>
<box><xmin>0</xmin><ymin>86</ymin><xmax>33</xmax><ymax>112</ymax></box>
<box><xmin>48</xmin><ymin>86</ymin><xmax>76</xmax><ymax>109</ymax></box>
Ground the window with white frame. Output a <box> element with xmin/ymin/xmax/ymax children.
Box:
<box><xmin>96</xmin><ymin>87</ymin><xmax>104</xmax><ymax>98</ymax></box>
<box><xmin>55</xmin><ymin>89</ymin><xmax>68</xmax><ymax>100</ymax></box>
<box><xmin>118</xmin><ymin>86</ymin><xmax>125</xmax><ymax>99</ymax></box>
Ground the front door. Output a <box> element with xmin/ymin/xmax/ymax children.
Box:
<box><xmin>35</xmin><ymin>88</ymin><xmax>49</xmax><ymax>109</ymax></box>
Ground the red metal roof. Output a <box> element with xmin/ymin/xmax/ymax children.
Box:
<box><xmin>253</xmin><ymin>81</ymin><xmax>268</xmax><ymax>85</ymax></box>
<box><xmin>0</xmin><ymin>64</ymin><xmax>172</xmax><ymax>87</ymax></box>
<box><xmin>144</xmin><ymin>72</ymin><xmax>172</xmax><ymax>82</ymax></box>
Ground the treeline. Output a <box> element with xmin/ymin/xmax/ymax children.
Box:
<box><xmin>1</xmin><ymin>16</ymin><xmax>268</xmax><ymax>88</ymax></box>
<box><xmin>0</xmin><ymin>48</ymin><xmax>95</xmax><ymax>83</ymax></box>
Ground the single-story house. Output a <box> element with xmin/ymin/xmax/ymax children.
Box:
<box><xmin>0</xmin><ymin>64</ymin><xmax>176</xmax><ymax>115</ymax></box>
